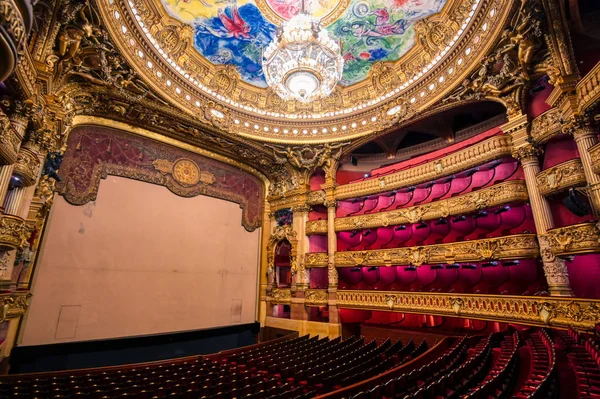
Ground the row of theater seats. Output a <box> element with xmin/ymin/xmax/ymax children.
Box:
<box><xmin>336</xmin><ymin>204</ymin><xmax>535</xmax><ymax>250</ymax></box>
<box><xmin>336</xmin><ymin>158</ymin><xmax>521</xmax><ymax>218</ymax></box>
<box><xmin>337</xmin><ymin>260</ymin><xmax>547</xmax><ymax>296</ymax></box>
<box><xmin>2</xmin><ymin>328</ymin><xmax>599</xmax><ymax>398</ymax></box>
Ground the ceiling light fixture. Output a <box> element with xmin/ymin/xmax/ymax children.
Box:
<box><xmin>262</xmin><ymin>0</ymin><xmax>343</xmax><ymax>103</ymax></box>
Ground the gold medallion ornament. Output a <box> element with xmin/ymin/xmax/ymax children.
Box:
<box><xmin>152</xmin><ymin>158</ymin><xmax>216</xmax><ymax>186</ymax></box>
<box><xmin>173</xmin><ymin>159</ymin><xmax>200</xmax><ymax>186</ymax></box>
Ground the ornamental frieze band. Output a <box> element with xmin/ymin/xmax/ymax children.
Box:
<box><xmin>268</xmin><ymin>289</ymin><xmax>292</xmax><ymax>304</ymax></box>
<box><xmin>530</xmin><ymin>108</ymin><xmax>563</xmax><ymax>144</ymax></box>
<box><xmin>334</xmin><ymin>234</ymin><xmax>539</xmax><ymax>267</ymax></box>
<box><xmin>304</xmin><ymin>290</ymin><xmax>329</xmax><ymax>306</ymax></box>
<box><xmin>544</xmin><ymin>222</ymin><xmax>600</xmax><ymax>256</ymax></box>
<box><xmin>334</xmin><ymin>135</ymin><xmax>513</xmax><ymax>200</ymax></box>
<box><xmin>335</xmin><ymin>290</ymin><xmax>600</xmax><ymax>332</ymax></box>
<box><xmin>307</xmin><ymin>180</ymin><xmax>528</xmax><ymax>235</ymax></box>
<box><xmin>536</xmin><ymin>159</ymin><xmax>586</xmax><ymax>196</ymax></box>
<box><xmin>304</xmin><ymin>253</ymin><xmax>329</xmax><ymax>268</ymax></box>
<box><xmin>590</xmin><ymin>142</ymin><xmax>600</xmax><ymax>175</ymax></box>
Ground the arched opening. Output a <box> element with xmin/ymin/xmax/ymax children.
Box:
<box><xmin>274</xmin><ymin>240</ymin><xmax>293</xmax><ymax>288</ymax></box>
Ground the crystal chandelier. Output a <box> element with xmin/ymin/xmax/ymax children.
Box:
<box><xmin>262</xmin><ymin>7</ymin><xmax>344</xmax><ymax>103</ymax></box>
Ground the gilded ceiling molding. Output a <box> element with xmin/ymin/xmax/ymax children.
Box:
<box><xmin>97</xmin><ymin>0</ymin><xmax>513</xmax><ymax>142</ymax></box>
<box><xmin>590</xmin><ymin>143</ymin><xmax>600</xmax><ymax>175</ymax></box>
<box><xmin>577</xmin><ymin>61</ymin><xmax>600</xmax><ymax>113</ymax></box>
<box><xmin>544</xmin><ymin>222</ymin><xmax>600</xmax><ymax>256</ymax></box>
<box><xmin>0</xmin><ymin>292</ymin><xmax>32</xmax><ymax>321</ymax></box>
<box><xmin>335</xmin><ymin>134</ymin><xmax>513</xmax><ymax>200</ymax></box>
<box><xmin>268</xmin><ymin>288</ymin><xmax>292</xmax><ymax>304</ymax></box>
<box><xmin>536</xmin><ymin>159</ymin><xmax>586</xmax><ymax>197</ymax></box>
<box><xmin>307</xmin><ymin>180</ymin><xmax>528</xmax><ymax>235</ymax></box>
<box><xmin>335</xmin><ymin>290</ymin><xmax>600</xmax><ymax>332</ymax></box>
<box><xmin>334</xmin><ymin>234</ymin><xmax>539</xmax><ymax>267</ymax></box>
<box><xmin>530</xmin><ymin>108</ymin><xmax>563</xmax><ymax>144</ymax></box>
<box><xmin>304</xmin><ymin>290</ymin><xmax>329</xmax><ymax>307</ymax></box>
<box><xmin>58</xmin><ymin>125</ymin><xmax>265</xmax><ymax>231</ymax></box>
<box><xmin>304</xmin><ymin>253</ymin><xmax>329</xmax><ymax>268</ymax></box>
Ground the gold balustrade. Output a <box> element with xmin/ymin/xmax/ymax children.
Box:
<box><xmin>0</xmin><ymin>215</ymin><xmax>32</xmax><ymax>250</ymax></box>
<box><xmin>590</xmin><ymin>143</ymin><xmax>600</xmax><ymax>175</ymax></box>
<box><xmin>530</xmin><ymin>108</ymin><xmax>563</xmax><ymax>144</ymax></box>
<box><xmin>268</xmin><ymin>288</ymin><xmax>292</xmax><ymax>304</ymax></box>
<box><xmin>536</xmin><ymin>159</ymin><xmax>586</xmax><ymax>196</ymax></box>
<box><xmin>307</xmin><ymin>180</ymin><xmax>528</xmax><ymax>235</ymax></box>
<box><xmin>334</xmin><ymin>135</ymin><xmax>513</xmax><ymax>200</ymax></box>
<box><xmin>335</xmin><ymin>290</ymin><xmax>600</xmax><ymax>332</ymax></box>
<box><xmin>305</xmin><ymin>252</ymin><xmax>328</xmax><ymax>268</ymax></box>
<box><xmin>544</xmin><ymin>222</ymin><xmax>600</xmax><ymax>256</ymax></box>
<box><xmin>577</xmin><ymin>61</ymin><xmax>600</xmax><ymax>112</ymax></box>
<box><xmin>304</xmin><ymin>290</ymin><xmax>329</xmax><ymax>306</ymax></box>
<box><xmin>334</xmin><ymin>234</ymin><xmax>539</xmax><ymax>267</ymax></box>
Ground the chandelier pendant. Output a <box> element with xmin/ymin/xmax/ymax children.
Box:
<box><xmin>262</xmin><ymin>2</ymin><xmax>344</xmax><ymax>103</ymax></box>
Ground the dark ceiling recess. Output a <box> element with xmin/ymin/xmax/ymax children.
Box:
<box><xmin>567</xmin><ymin>0</ymin><xmax>600</xmax><ymax>75</ymax></box>
<box><xmin>351</xmin><ymin>101</ymin><xmax>506</xmax><ymax>157</ymax></box>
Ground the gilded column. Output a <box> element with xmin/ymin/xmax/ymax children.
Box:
<box><xmin>563</xmin><ymin>116</ymin><xmax>600</xmax><ymax>216</ymax></box>
<box><xmin>3</xmin><ymin>188</ymin><xmax>26</xmax><ymax>216</ymax></box>
<box><xmin>0</xmin><ymin>104</ymin><xmax>29</xmax><ymax>207</ymax></box>
<box><xmin>324</xmin><ymin>183</ymin><xmax>339</xmax><ymax>324</ymax></box>
<box><xmin>258</xmin><ymin>201</ymin><xmax>271</xmax><ymax>326</ymax></box>
<box><xmin>513</xmin><ymin>143</ymin><xmax>573</xmax><ymax>296</ymax></box>
<box><xmin>291</xmin><ymin>204</ymin><xmax>311</xmax><ymax>290</ymax></box>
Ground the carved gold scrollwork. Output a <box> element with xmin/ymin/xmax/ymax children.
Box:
<box><xmin>325</xmin><ymin>181</ymin><xmax>527</xmax><ymax>233</ymax></box>
<box><xmin>13</xmin><ymin>147</ymin><xmax>42</xmax><ymax>187</ymax></box>
<box><xmin>545</xmin><ymin>222</ymin><xmax>600</xmax><ymax>256</ymax></box>
<box><xmin>531</xmin><ymin>108</ymin><xmax>563</xmax><ymax>144</ymax></box>
<box><xmin>336</xmin><ymin>290</ymin><xmax>600</xmax><ymax>332</ymax></box>
<box><xmin>536</xmin><ymin>159</ymin><xmax>586</xmax><ymax>196</ymax></box>
<box><xmin>304</xmin><ymin>252</ymin><xmax>328</xmax><ymax>268</ymax></box>
<box><xmin>269</xmin><ymin>288</ymin><xmax>292</xmax><ymax>304</ymax></box>
<box><xmin>0</xmin><ymin>215</ymin><xmax>33</xmax><ymax>250</ymax></box>
<box><xmin>0</xmin><ymin>292</ymin><xmax>32</xmax><ymax>322</ymax></box>
<box><xmin>334</xmin><ymin>234</ymin><xmax>539</xmax><ymax>267</ymax></box>
<box><xmin>304</xmin><ymin>290</ymin><xmax>328</xmax><ymax>306</ymax></box>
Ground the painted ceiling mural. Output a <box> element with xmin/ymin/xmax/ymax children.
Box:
<box><xmin>161</xmin><ymin>0</ymin><xmax>447</xmax><ymax>87</ymax></box>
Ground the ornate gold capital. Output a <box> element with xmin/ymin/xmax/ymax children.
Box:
<box><xmin>512</xmin><ymin>143</ymin><xmax>542</xmax><ymax>163</ymax></box>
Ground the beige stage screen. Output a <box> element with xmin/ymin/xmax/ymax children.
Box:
<box><xmin>20</xmin><ymin>176</ymin><xmax>260</xmax><ymax>345</ymax></box>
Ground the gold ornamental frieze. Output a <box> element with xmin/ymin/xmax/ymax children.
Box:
<box><xmin>590</xmin><ymin>143</ymin><xmax>600</xmax><ymax>175</ymax></box>
<box><xmin>304</xmin><ymin>290</ymin><xmax>329</xmax><ymax>307</ymax></box>
<box><xmin>530</xmin><ymin>108</ymin><xmax>563</xmax><ymax>144</ymax></box>
<box><xmin>335</xmin><ymin>135</ymin><xmax>513</xmax><ymax>200</ymax></box>
<box><xmin>545</xmin><ymin>222</ymin><xmax>600</xmax><ymax>256</ymax></box>
<box><xmin>0</xmin><ymin>215</ymin><xmax>32</xmax><ymax>250</ymax></box>
<box><xmin>577</xmin><ymin>61</ymin><xmax>600</xmax><ymax>112</ymax></box>
<box><xmin>536</xmin><ymin>159</ymin><xmax>586</xmax><ymax>196</ymax></box>
<box><xmin>334</xmin><ymin>234</ymin><xmax>539</xmax><ymax>267</ymax></box>
<box><xmin>152</xmin><ymin>158</ymin><xmax>216</xmax><ymax>187</ymax></box>
<box><xmin>335</xmin><ymin>290</ymin><xmax>600</xmax><ymax>332</ymax></box>
<box><xmin>0</xmin><ymin>292</ymin><xmax>32</xmax><ymax>321</ymax></box>
<box><xmin>304</xmin><ymin>252</ymin><xmax>329</xmax><ymax>268</ymax></box>
<box><xmin>306</xmin><ymin>181</ymin><xmax>528</xmax><ymax>235</ymax></box>
<box><xmin>0</xmin><ymin>111</ymin><xmax>23</xmax><ymax>165</ymax></box>
<box><xmin>269</xmin><ymin>288</ymin><xmax>292</xmax><ymax>304</ymax></box>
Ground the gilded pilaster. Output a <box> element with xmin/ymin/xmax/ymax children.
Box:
<box><xmin>562</xmin><ymin>116</ymin><xmax>600</xmax><ymax>216</ymax></box>
<box><xmin>508</xmin><ymin>117</ymin><xmax>573</xmax><ymax>297</ymax></box>
<box><xmin>3</xmin><ymin>187</ymin><xmax>26</xmax><ymax>216</ymax></box>
<box><xmin>291</xmin><ymin>204</ymin><xmax>311</xmax><ymax>290</ymax></box>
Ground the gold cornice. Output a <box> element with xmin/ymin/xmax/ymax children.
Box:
<box><xmin>590</xmin><ymin>142</ymin><xmax>600</xmax><ymax>175</ymax></box>
<box><xmin>98</xmin><ymin>0</ymin><xmax>514</xmax><ymax>142</ymax></box>
<box><xmin>306</xmin><ymin>180</ymin><xmax>527</xmax><ymax>235</ymax></box>
<box><xmin>334</xmin><ymin>234</ymin><xmax>539</xmax><ymax>267</ymax></box>
<box><xmin>334</xmin><ymin>134</ymin><xmax>513</xmax><ymax>200</ymax></box>
<box><xmin>536</xmin><ymin>159</ymin><xmax>586</xmax><ymax>197</ymax></box>
<box><xmin>335</xmin><ymin>290</ymin><xmax>600</xmax><ymax>332</ymax></box>
<box><xmin>70</xmin><ymin>116</ymin><xmax>270</xmax><ymax>188</ymax></box>
<box><xmin>304</xmin><ymin>289</ymin><xmax>329</xmax><ymax>306</ymax></box>
<box><xmin>305</xmin><ymin>252</ymin><xmax>329</xmax><ymax>268</ymax></box>
<box><xmin>545</xmin><ymin>222</ymin><xmax>600</xmax><ymax>256</ymax></box>
<box><xmin>530</xmin><ymin>108</ymin><xmax>563</xmax><ymax>144</ymax></box>
<box><xmin>577</xmin><ymin>61</ymin><xmax>600</xmax><ymax>113</ymax></box>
